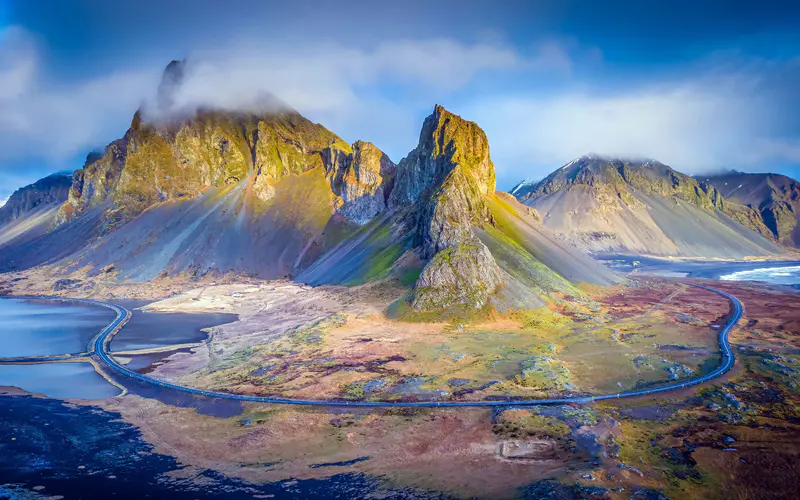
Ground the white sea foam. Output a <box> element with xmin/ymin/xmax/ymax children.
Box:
<box><xmin>719</xmin><ymin>265</ymin><xmax>800</xmax><ymax>285</ymax></box>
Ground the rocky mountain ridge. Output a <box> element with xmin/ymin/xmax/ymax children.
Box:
<box><xmin>57</xmin><ymin>60</ymin><xmax>394</xmax><ymax>230</ymax></box>
<box><xmin>47</xmin><ymin>62</ymin><xmax>521</xmax><ymax>311</ymax></box>
<box><xmin>698</xmin><ymin>171</ymin><xmax>800</xmax><ymax>247</ymax></box>
<box><xmin>511</xmin><ymin>156</ymin><xmax>783</xmax><ymax>258</ymax></box>
<box><xmin>0</xmin><ymin>172</ymin><xmax>72</xmax><ymax>225</ymax></box>
<box><xmin>393</xmin><ymin>105</ymin><xmax>503</xmax><ymax>309</ymax></box>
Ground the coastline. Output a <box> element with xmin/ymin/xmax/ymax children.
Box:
<box><xmin>595</xmin><ymin>253</ymin><xmax>800</xmax><ymax>282</ymax></box>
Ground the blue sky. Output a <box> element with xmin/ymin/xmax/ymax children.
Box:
<box><xmin>1</xmin><ymin>0</ymin><xmax>799</xmax><ymax>201</ymax></box>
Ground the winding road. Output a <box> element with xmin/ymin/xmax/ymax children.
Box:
<box><xmin>2</xmin><ymin>283</ymin><xmax>740</xmax><ymax>407</ymax></box>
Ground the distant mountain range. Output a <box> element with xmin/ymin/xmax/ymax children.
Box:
<box><xmin>0</xmin><ymin>61</ymin><xmax>618</xmax><ymax>314</ymax></box>
<box><xmin>511</xmin><ymin>156</ymin><xmax>790</xmax><ymax>258</ymax></box>
<box><xmin>0</xmin><ymin>172</ymin><xmax>73</xmax><ymax>249</ymax></box>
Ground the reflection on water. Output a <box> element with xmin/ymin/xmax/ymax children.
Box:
<box><xmin>0</xmin><ymin>297</ymin><xmax>236</xmax><ymax>401</ymax></box>
<box><xmin>0</xmin><ymin>363</ymin><xmax>120</xmax><ymax>399</ymax></box>
<box><xmin>0</xmin><ymin>298</ymin><xmax>115</xmax><ymax>357</ymax></box>
<box><xmin>109</xmin><ymin>299</ymin><xmax>237</xmax><ymax>351</ymax></box>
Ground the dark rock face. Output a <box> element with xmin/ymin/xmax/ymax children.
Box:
<box><xmin>699</xmin><ymin>171</ymin><xmax>800</xmax><ymax>247</ymax></box>
<box><xmin>0</xmin><ymin>172</ymin><xmax>72</xmax><ymax>225</ymax></box>
<box><xmin>392</xmin><ymin>106</ymin><xmax>502</xmax><ymax>310</ymax></box>
<box><xmin>412</xmin><ymin>239</ymin><xmax>503</xmax><ymax>310</ymax></box>
<box><xmin>156</xmin><ymin>59</ymin><xmax>186</xmax><ymax>112</ymax></box>
<box><xmin>53</xmin><ymin>278</ymin><xmax>83</xmax><ymax>291</ymax></box>
<box><xmin>57</xmin><ymin>137</ymin><xmax>128</xmax><ymax>227</ymax></box>
<box><xmin>420</xmin><ymin>165</ymin><xmax>492</xmax><ymax>258</ymax></box>
<box><xmin>327</xmin><ymin>140</ymin><xmax>396</xmax><ymax>224</ymax></box>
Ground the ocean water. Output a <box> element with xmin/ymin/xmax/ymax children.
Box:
<box><xmin>719</xmin><ymin>265</ymin><xmax>800</xmax><ymax>285</ymax></box>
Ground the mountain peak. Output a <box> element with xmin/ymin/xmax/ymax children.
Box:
<box><xmin>157</xmin><ymin>59</ymin><xmax>186</xmax><ymax>112</ymax></box>
<box><xmin>516</xmin><ymin>156</ymin><xmax>699</xmax><ymax>203</ymax></box>
<box><xmin>567</xmin><ymin>153</ymin><xmax>664</xmax><ymax>167</ymax></box>
<box><xmin>391</xmin><ymin>105</ymin><xmax>495</xmax><ymax>208</ymax></box>
<box><xmin>385</xmin><ymin>105</ymin><xmax>504</xmax><ymax>309</ymax></box>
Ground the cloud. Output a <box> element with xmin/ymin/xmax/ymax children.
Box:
<box><xmin>0</xmin><ymin>29</ymin><xmax>557</xmax><ymax>171</ymax></box>
<box><xmin>1</xmin><ymin>22</ymin><xmax>796</xmax><ymax>195</ymax></box>
<box><xmin>151</xmin><ymin>38</ymin><xmax>561</xmax><ymax>161</ymax></box>
<box><xmin>158</xmin><ymin>38</ymin><xmax>551</xmax><ymax>123</ymax></box>
<box><xmin>0</xmin><ymin>27</ymin><xmax>160</xmax><ymax>165</ymax></box>
<box><xmin>466</xmin><ymin>58</ymin><xmax>800</xmax><ymax>186</ymax></box>
<box><xmin>0</xmin><ymin>196</ymin><xmax>8</xmax><ymax>208</ymax></box>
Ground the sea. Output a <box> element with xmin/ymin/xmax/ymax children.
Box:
<box><xmin>595</xmin><ymin>254</ymin><xmax>800</xmax><ymax>286</ymax></box>
<box><xmin>719</xmin><ymin>265</ymin><xmax>800</xmax><ymax>286</ymax></box>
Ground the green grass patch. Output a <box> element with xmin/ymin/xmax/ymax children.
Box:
<box><xmin>347</xmin><ymin>240</ymin><xmax>407</xmax><ymax>285</ymax></box>
<box><xmin>494</xmin><ymin>410</ymin><xmax>571</xmax><ymax>440</ymax></box>
<box><xmin>511</xmin><ymin>308</ymin><xmax>570</xmax><ymax>330</ymax></box>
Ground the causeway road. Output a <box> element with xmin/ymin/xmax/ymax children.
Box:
<box><xmin>3</xmin><ymin>283</ymin><xmax>741</xmax><ymax>408</ymax></box>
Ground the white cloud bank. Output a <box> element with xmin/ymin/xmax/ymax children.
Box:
<box><xmin>0</xmin><ymin>27</ymin><xmax>160</xmax><ymax>164</ymax></box>
<box><xmin>0</xmin><ymin>28</ymin><xmax>558</xmax><ymax>168</ymax></box>
<box><xmin>0</xmin><ymin>24</ymin><xmax>797</xmax><ymax>192</ymax></box>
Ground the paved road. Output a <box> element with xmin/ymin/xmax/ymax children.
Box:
<box><xmin>3</xmin><ymin>284</ymin><xmax>741</xmax><ymax>407</ymax></box>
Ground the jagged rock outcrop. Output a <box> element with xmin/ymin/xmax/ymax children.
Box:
<box><xmin>412</xmin><ymin>239</ymin><xmax>503</xmax><ymax>310</ymax></box>
<box><xmin>699</xmin><ymin>171</ymin><xmax>800</xmax><ymax>247</ymax></box>
<box><xmin>394</xmin><ymin>106</ymin><xmax>503</xmax><ymax>310</ymax></box>
<box><xmin>512</xmin><ymin>155</ymin><xmax>782</xmax><ymax>258</ymax></box>
<box><xmin>57</xmin><ymin>137</ymin><xmax>129</xmax><ymax>226</ymax></box>
<box><xmin>326</xmin><ymin>140</ymin><xmax>396</xmax><ymax>224</ymax></box>
<box><xmin>390</xmin><ymin>104</ymin><xmax>495</xmax><ymax>208</ymax></box>
<box><xmin>0</xmin><ymin>173</ymin><xmax>72</xmax><ymax>225</ymax></box>
<box><xmin>718</xmin><ymin>202</ymin><xmax>775</xmax><ymax>241</ymax></box>
<box><xmin>157</xmin><ymin>59</ymin><xmax>185</xmax><ymax>112</ymax></box>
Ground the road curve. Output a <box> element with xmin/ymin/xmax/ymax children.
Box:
<box><xmin>5</xmin><ymin>284</ymin><xmax>742</xmax><ymax>407</ymax></box>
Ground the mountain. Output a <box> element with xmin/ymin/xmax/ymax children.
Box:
<box><xmin>300</xmin><ymin>107</ymin><xmax>618</xmax><ymax>312</ymax></box>
<box><xmin>697</xmin><ymin>171</ymin><xmax>800</xmax><ymax>247</ymax></box>
<box><xmin>0</xmin><ymin>172</ymin><xmax>72</xmax><ymax>249</ymax></box>
<box><xmin>511</xmin><ymin>155</ymin><xmax>783</xmax><ymax>258</ymax></box>
<box><xmin>0</xmin><ymin>62</ymin><xmax>618</xmax><ymax>313</ymax></box>
<box><xmin>0</xmin><ymin>172</ymin><xmax>72</xmax><ymax>224</ymax></box>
